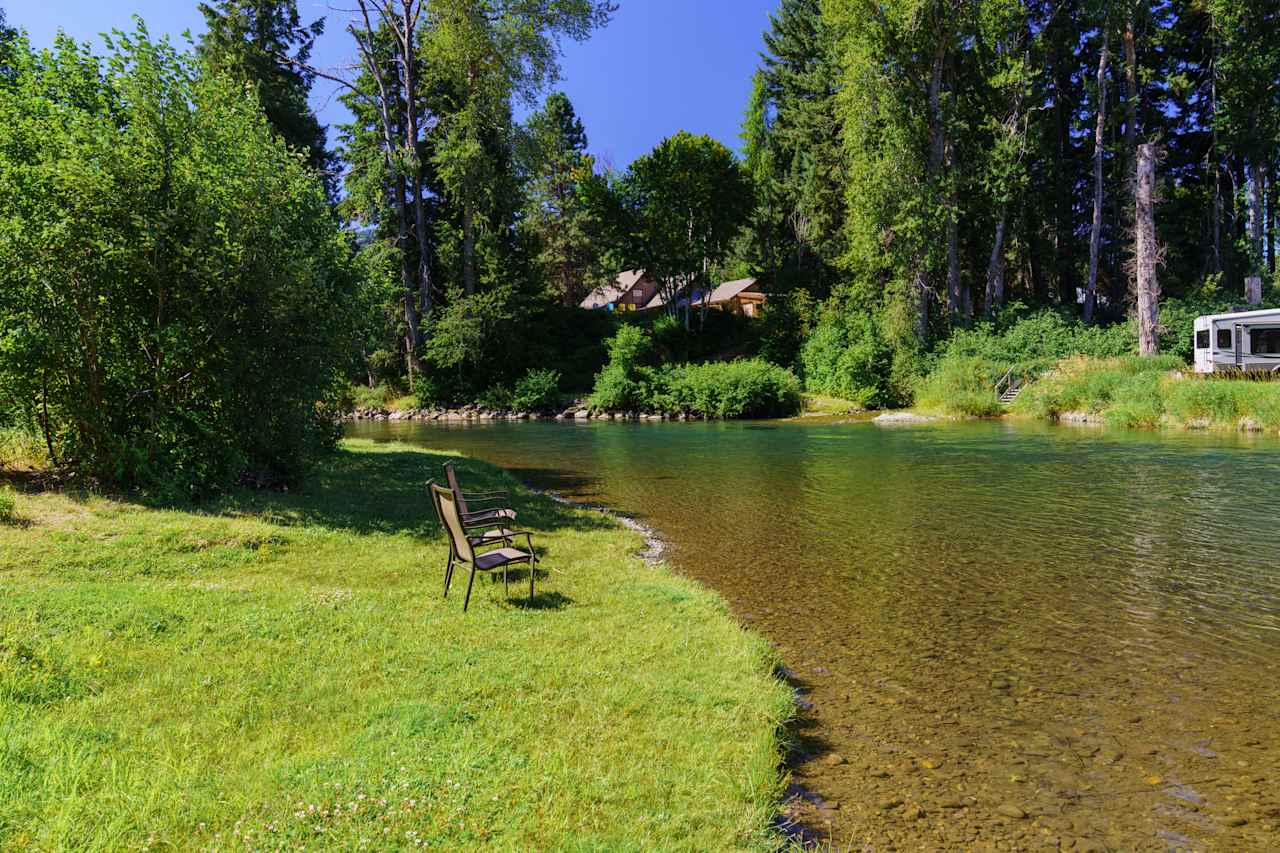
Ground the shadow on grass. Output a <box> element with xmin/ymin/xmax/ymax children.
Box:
<box><xmin>506</xmin><ymin>591</ymin><xmax>574</xmax><ymax>611</ymax></box>
<box><xmin>208</xmin><ymin>447</ymin><xmax>617</xmax><ymax>539</ymax></box>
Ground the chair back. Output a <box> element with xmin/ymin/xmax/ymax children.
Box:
<box><xmin>431</xmin><ymin>482</ymin><xmax>474</xmax><ymax>563</ymax></box>
<box><xmin>442</xmin><ymin>462</ymin><xmax>471</xmax><ymax>515</ymax></box>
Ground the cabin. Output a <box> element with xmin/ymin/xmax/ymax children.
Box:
<box><xmin>580</xmin><ymin>270</ymin><xmax>660</xmax><ymax>312</ymax></box>
<box><xmin>703</xmin><ymin>278</ymin><xmax>767</xmax><ymax>317</ymax></box>
<box><xmin>1193</xmin><ymin>308</ymin><xmax>1280</xmax><ymax>373</ymax></box>
<box><xmin>642</xmin><ymin>277</ymin><xmax>768</xmax><ymax>317</ymax></box>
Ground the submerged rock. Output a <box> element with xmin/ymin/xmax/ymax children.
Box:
<box><xmin>874</xmin><ymin>412</ymin><xmax>936</xmax><ymax>425</ymax></box>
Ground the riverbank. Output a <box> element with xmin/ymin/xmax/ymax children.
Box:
<box><xmin>912</xmin><ymin>354</ymin><xmax>1280</xmax><ymax>435</ymax></box>
<box><xmin>0</xmin><ymin>440</ymin><xmax>793</xmax><ymax>850</ymax></box>
<box><xmin>1012</xmin><ymin>355</ymin><xmax>1280</xmax><ymax>432</ymax></box>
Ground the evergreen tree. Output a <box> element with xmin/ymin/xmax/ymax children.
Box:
<box><xmin>197</xmin><ymin>0</ymin><xmax>333</xmax><ymax>193</ymax></box>
<box><xmin>521</xmin><ymin>92</ymin><xmax>604</xmax><ymax>307</ymax></box>
<box><xmin>746</xmin><ymin>0</ymin><xmax>844</xmax><ymax>290</ymax></box>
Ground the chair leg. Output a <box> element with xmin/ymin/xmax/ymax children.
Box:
<box><xmin>529</xmin><ymin>558</ymin><xmax>535</xmax><ymax>601</ymax></box>
<box><xmin>443</xmin><ymin>552</ymin><xmax>454</xmax><ymax>598</ymax></box>
<box><xmin>503</xmin><ymin>564</ymin><xmax>509</xmax><ymax>596</ymax></box>
<box><xmin>463</xmin><ymin>565</ymin><xmax>477</xmax><ymax>612</ymax></box>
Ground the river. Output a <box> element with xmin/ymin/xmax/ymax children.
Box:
<box><xmin>348</xmin><ymin>416</ymin><xmax>1280</xmax><ymax>850</ymax></box>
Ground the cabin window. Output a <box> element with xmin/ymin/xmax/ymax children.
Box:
<box><xmin>1251</xmin><ymin>328</ymin><xmax>1280</xmax><ymax>355</ymax></box>
<box><xmin>1217</xmin><ymin>328</ymin><xmax>1234</xmax><ymax>350</ymax></box>
<box><xmin>1196</xmin><ymin>330</ymin><xmax>1210</xmax><ymax>349</ymax></box>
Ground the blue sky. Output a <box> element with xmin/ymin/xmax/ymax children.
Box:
<box><xmin>11</xmin><ymin>0</ymin><xmax>780</xmax><ymax>168</ymax></box>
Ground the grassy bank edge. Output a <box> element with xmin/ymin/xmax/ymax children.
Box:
<box><xmin>910</xmin><ymin>354</ymin><xmax>1280</xmax><ymax>435</ymax></box>
<box><xmin>0</xmin><ymin>439</ymin><xmax>797</xmax><ymax>850</ymax></box>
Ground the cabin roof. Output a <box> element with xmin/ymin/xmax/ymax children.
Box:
<box><xmin>580</xmin><ymin>269</ymin><xmax>649</xmax><ymax>310</ymax></box>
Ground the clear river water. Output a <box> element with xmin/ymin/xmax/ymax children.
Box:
<box><xmin>347</xmin><ymin>417</ymin><xmax>1280</xmax><ymax>851</ymax></box>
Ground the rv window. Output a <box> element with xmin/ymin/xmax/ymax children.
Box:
<box><xmin>1251</xmin><ymin>328</ymin><xmax>1280</xmax><ymax>355</ymax></box>
<box><xmin>1217</xmin><ymin>328</ymin><xmax>1234</xmax><ymax>350</ymax></box>
<box><xmin>1196</xmin><ymin>330</ymin><xmax>1210</xmax><ymax>349</ymax></box>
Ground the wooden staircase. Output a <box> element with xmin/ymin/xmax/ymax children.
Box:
<box><xmin>995</xmin><ymin>368</ymin><xmax>1027</xmax><ymax>404</ymax></box>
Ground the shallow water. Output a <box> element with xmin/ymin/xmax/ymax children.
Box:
<box><xmin>349</xmin><ymin>417</ymin><xmax>1280</xmax><ymax>850</ymax></box>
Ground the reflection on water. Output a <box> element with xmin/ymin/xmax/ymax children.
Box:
<box><xmin>350</xmin><ymin>418</ymin><xmax>1280</xmax><ymax>849</ymax></box>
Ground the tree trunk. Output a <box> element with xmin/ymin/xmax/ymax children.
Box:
<box><xmin>945</xmin><ymin>139</ymin><xmax>963</xmax><ymax>323</ymax></box>
<box><xmin>1267</xmin><ymin>162</ymin><xmax>1276</xmax><ymax>276</ymax></box>
<box><xmin>915</xmin><ymin>41</ymin><xmax>948</xmax><ymax>342</ymax></box>
<box><xmin>1211</xmin><ymin>56</ymin><xmax>1222</xmax><ymax>275</ymax></box>
<box><xmin>400</xmin><ymin>3</ymin><xmax>431</xmax><ymax>327</ymax></box>
<box><xmin>985</xmin><ymin>211</ymin><xmax>1008</xmax><ymax>318</ymax></box>
<box><xmin>396</xmin><ymin>173</ymin><xmax>421</xmax><ymax>351</ymax></box>
<box><xmin>1085</xmin><ymin>31</ymin><xmax>1110</xmax><ymax>325</ymax></box>
<box><xmin>1123</xmin><ymin>15</ymin><xmax>1138</xmax><ymax>160</ymax></box>
<box><xmin>462</xmin><ymin>204</ymin><xmax>476</xmax><ymax>296</ymax></box>
<box><xmin>1135</xmin><ymin>143</ymin><xmax>1160</xmax><ymax>355</ymax></box>
<box><xmin>1247</xmin><ymin>157</ymin><xmax>1264</xmax><ymax>304</ymax></box>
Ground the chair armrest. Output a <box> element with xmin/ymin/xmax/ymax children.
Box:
<box><xmin>461</xmin><ymin>494</ymin><xmax>509</xmax><ymax>507</ymax></box>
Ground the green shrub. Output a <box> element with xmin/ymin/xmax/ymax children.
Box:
<box><xmin>511</xmin><ymin>369</ymin><xmax>562</xmax><ymax>412</ymax></box>
<box><xmin>348</xmin><ymin>383</ymin><xmax>397</xmax><ymax>410</ymax></box>
<box><xmin>0</xmin><ymin>31</ymin><xmax>354</xmax><ymax>496</ymax></box>
<box><xmin>940</xmin><ymin>306</ymin><xmax>1134</xmax><ymax>374</ymax></box>
<box><xmin>0</xmin><ymin>486</ymin><xmax>15</xmax><ymax>523</ymax></box>
<box><xmin>477</xmin><ymin>385</ymin><xmax>514</xmax><ymax>411</ymax></box>
<box><xmin>586</xmin><ymin>330</ymin><xmax>801</xmax><ymax>418</ymax></box>
<box><xmin>800</xmin><ymin>310</ymin><xmax>896</xmax><ymax>409</ymax></box>
<box><xmin>913</xmin><ymin>356</ymin><xmax>1002</xmax><ymax>417</ymax></box>
<box><xmin>659</xmin><ymin>359</ymin><xmax>802</xmax><ymax>419</ymax></box>
<box><xmin>588</xmin><ymin>326</ymin><xmax>658</xmax><ymax>412</ymax></box>
<box><xmin>757</xmin><ymin>289</ymin><xmax>815</xmax><ymax>370</ymax></box>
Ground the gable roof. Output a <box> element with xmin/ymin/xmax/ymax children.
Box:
<box><xmin>706</xmin><ymin>278</ymin><xmax>759</xmax><ymax>303</ymax></box>
<box><xmin>580</xmin><ymin>269</ymin><xmax>649</xmax><ymax>310</ymax></box>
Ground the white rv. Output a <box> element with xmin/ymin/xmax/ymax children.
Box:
<box><xmin>1193</xmin><ymin>308</ymin><xmax>1280</xmax><ymax>373</ymax></box>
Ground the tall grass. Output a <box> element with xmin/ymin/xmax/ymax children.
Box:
<box><xmin>0</xmin><ymin>427</ymin><xmax>47</xmax><ymax>471</ymax></box>
<box><xmin>1012</xmin><ymin>355</ymin><xmax>1280</xmax><ymax>431</ymax></box>
<box><xmin>912</xmin><ymin>356</ymin><xmax>1004</xmax><ymax>417</ymax></box>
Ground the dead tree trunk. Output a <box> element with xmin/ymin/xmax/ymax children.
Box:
<box><xmin>1134</xmin><ymin>143</ymin><xmax>1160</xmax><ymax>355</ymax></box>
<box><xmin>1085</xmin><ymin>30</ymin><xmax>1110</xmax><ymax>325</ymax></box>
<box><xmin>1211</xmin><ymin>54</ymin><xmax>1223</xmax><ymax>275</ymax></box>
<box><xmin>1247</xmin><ymin>157</ymin><xmax>1264</xmax><ymax>304</ymax></box>
<box><xmin>985</xmin><ymin>211</ymin><xmax>1008</xmax><ymax>317</ymax></box>
<box><xmin>945</xmin><ymin>141</ymin><xmax>963</xmax><ymax>322</ymax></box>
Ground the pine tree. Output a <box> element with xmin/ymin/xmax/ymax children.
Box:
<box><xmin>522</xmin><ymin>92</ymin><xmax>603</xmax><ymax>307</ymax></box>
<box><xmin>754</xmin><ymin>0</ymin><xmax>844</xmax><ymax>288</ymax></box>
<box><xmin>197</xmin><ymin>1</ymin><xmax>333</xmax><ymax>193</ymax></box>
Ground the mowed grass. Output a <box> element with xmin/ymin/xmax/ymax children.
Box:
<box><xmin>0</xmin><ymin>439</ymin><xmax>792</xmax><ymax>851</ymax></box>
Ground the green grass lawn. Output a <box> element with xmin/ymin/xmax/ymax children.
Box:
<box><xmin>0</xmin><ymin>439</ymin><xmax>792</xmax><ymax>851</ymax></box>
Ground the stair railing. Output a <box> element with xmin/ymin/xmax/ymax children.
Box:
<box><xmin>994</xmin><ymin>366</ymin><xmax>1015</xmax><ymax>398</ymax></box>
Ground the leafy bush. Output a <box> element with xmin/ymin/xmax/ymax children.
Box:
<box><xmin>0</xmin><ymin>31</ymin><xmax>354</xmax><ymax>496</ymax></box>
<box><xmin>348</xmin><ymin>384</ymin><xmax>398</xmax><ymax>410</ymax></box>
<box><xmin>800</xmin><ymin>309</ymin><xmax>897</xmax><ymax>409</ymax></box>
<box><xmin>939</xmin><ymin>306</ymin><xmax>1134</xmax><ymax>373</ymax></box>
<box><xmin>588</xmin><ymin>326</ymin><xmax>657</xmax><ymax>412</ymax></box>
<box><xmin>0</xmin><ymin>486</ymin><xmax>15</xmax><ymax>523</ymax></box>
<box><xmin>587</xmin><ymin>325</ymin><xmax>801</xmax><ymax>418</ymax></box>
<box><xmin>477</xmin><ymin>384</ymin><xmax>514</xmax><ymax>411</ymax></box>
<box><xmin>658</xmin><ymin>359</ymin><xmax>801</xmax><ymax>418</ymax></box>
<box><xmin>757</xmin><ymin>289</ymin><xmax>816</xmax><ymax>371</ymax></box>
<box><xmin>512</xmin><ymin>369</ymin><xmax>562</xmax><ymax>412</ymax></box>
